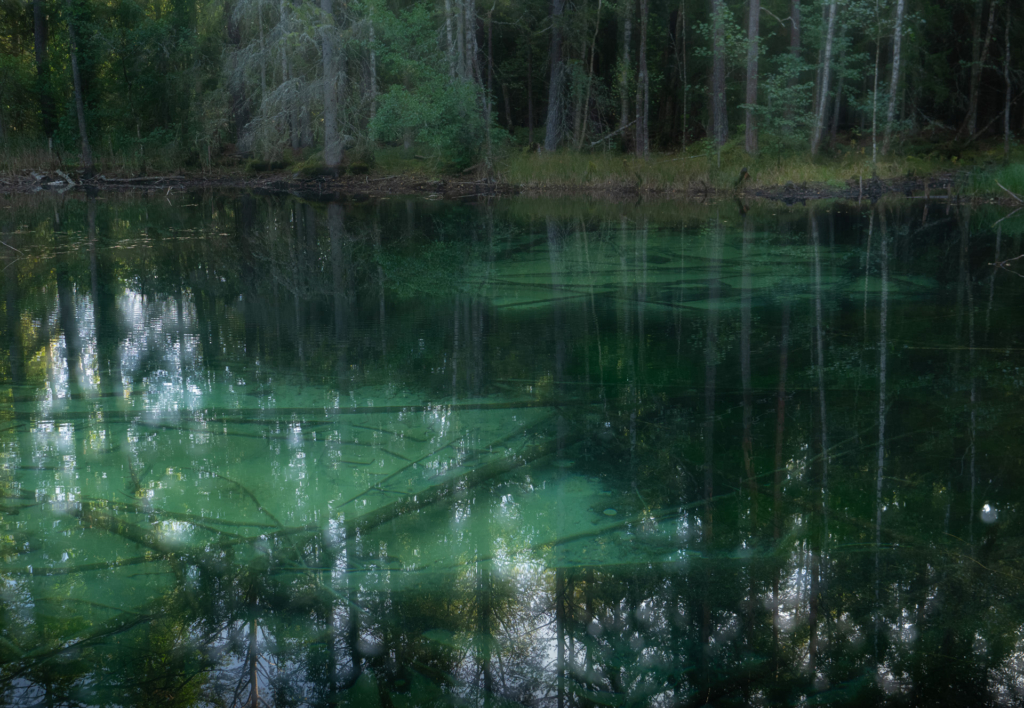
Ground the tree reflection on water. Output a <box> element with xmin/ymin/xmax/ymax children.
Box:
<box><xmin>0</xmin><ymin>193</ymin><xmax>1022</xmax><ymax>707</ymax></box>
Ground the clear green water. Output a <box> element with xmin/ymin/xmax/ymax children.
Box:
<box><xmin>1</xmin><ymin>193</ymin><xmax>1023</xmax><ymax>707</ymax></box>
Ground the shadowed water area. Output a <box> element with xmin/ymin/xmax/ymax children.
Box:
<box><xmin>0</xmin><ymin>192</ymin><xmax>1023</xmax><ymax>707</ymax></box>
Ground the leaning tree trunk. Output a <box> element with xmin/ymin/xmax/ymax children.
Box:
<box><xmin>634</xmin><ymin>0</ymin><xmax>649</xmax><ymax>156</ymax></box>
<box><xmin>65</xmin><ymin>0</ymin><xmax>94</xmax><ymax>176</ymax></box>
<box><xmin>710</xmin><ymin>0</ymin><xmax>728</xmax><ymax>146</ymax></box>
<box><xmin>321</xmin><ymin>0</ymin><xmax>341</xmax><ymax>172</ymax></box>
<box><xmin>543</xmin><ymin>0</ymin><xmax>566</xmax><ymax>151</ymax></box>
<box><xmin>881</xmin><ymin>0</ymin><xmax>906</xmax><ymax>155</ymax></box>
<box><xmin>810</xmin><ymin>0</ymin><xmax>838</xmax><ymax>155</ymax></box>
<box><xmin>745</xmin><ymin>0</ymin><xmax>760</xmax><ymax>154</ymax></box>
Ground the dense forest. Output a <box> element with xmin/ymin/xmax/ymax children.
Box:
<box><xmin>0</xmin><ymin>0</ymin><xmax>1020</xmax><ymax>173</ymax></box>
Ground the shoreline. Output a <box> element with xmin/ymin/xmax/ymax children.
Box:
<box><xmin>0</xmin><ymin>168</ymin><xmax>1014</xmax><ymax>205</ymax></box>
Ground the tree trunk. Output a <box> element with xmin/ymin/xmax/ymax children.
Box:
<box><xmin>1004</xmin><ymin>2</ymin><xmax>1012</xmax><ymax>162</ymax></box>
<box><xmin>527</xmin><ymin>35</ymin><xmax>535</xmax><ymax>144</ymax></box>
<box><xmin>619</xmin><ymin>0</ymin><xmax>633</xmax><ymax>140</ymax></box>
<box><xmin>677</xmin><ymin>0</ymin><xmax>688</xmax><ymax>147</ymax></box>
<box><xmin>871</xmin><ymin>16</ymin><xmax>881</xmax><ymax>164</ymax></box>
<box><xmin>829</xmin><ymin>34</ymin><xmax>845</xmax><ymax>148</ymax></box>
<box><xmin>543</xmin><ymin>0</ymin><xmax>566</xmax><ymax>151</ymax></box>
<box><xmin>741</xmin><ymin>213</ymin><xmax>754</xmax><ymax>498</ymax></box>
<box><xmin>486</xmin><ymin>2</ymin><xmax>494</xmax><ymax>164</ymax></box>
<box><xmin>710</xmin><ymin>0</ymin><xmax>728</xmax><ymax>146</ymax></box>
<box><xmin>33</xmin><ymin>0</ymin><xmax>56</xmax><ymax>138</ymax></box>
<box><xmin>784</xmin><ymin>0</ymin><xmax>800</xmax><ymax>120</ymax></box>
<box><xmin>65</xmin><ymin>0</ymin><xmax>94</xmax><ymax>176</ymax></box>
<box><xmin>634</xmin><ymin>0</ymin><xmax>649</xmax><ymax>156</ymax></box>
<box><xmin>577</xmin><ymin>0</ymin><xmax>602</xmax><ymax>150</ymax></box>
<box><xmin>745</xmin><ymin>0</ymin><xmax>760</xmax><ymax>154</ymax></box>
<box><xmin>321</xmin><ymin>0</ymin><xmax>341</xmax><ymax>171</ymax></box>
<box><xmin>445</xmin><ymin>0</ymin><xmax>457</xmax><ymax>77</ymax></box>
<box><xmin>881</xmin><ymin>0</ymin><xmax>906</xmax><ymax>155</ymax></box>
<box><xmin>455</xmin><ymin>0</ymin><xmax>467</xmax><ymax>78</ymax></box>
<box><xmin>963</xmin><ymin>0</ymin><xmax>997</xmax><ymax>139</ymax></box>
<box><xmin>368</xmin><ymin>10</ymin><xmax>377</xmax><ymax>120</ymax></box>
<box><xmin>810</xmin><ymin>0</ymin><xmax>838</xmax><ymax>155</ymax></box>
<box><xmin>467</xmin><ymin>0</ymin><xmax>482</xmax><ymax>86</ymax></box>
<box><xmin>279</xmin><ymin>0</ymin><xmax>300</xmax><ymax>153</ymax></box>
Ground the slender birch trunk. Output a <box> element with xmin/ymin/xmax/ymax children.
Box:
<box><xmin>65</xmin><ymin>0</ymin><xmax>94</xmax><ymax>175</ymax></box>
<box><xmin>882</xmin><ymin>0</ymin><xmax>906</xmax><ymax>155</ymax></box>
<box><xmin>745</xmin><ymin>0</ymin><xmax>760</xmax><ymax>154</ymax></box>
<box><xmin>810</xmin><ymin>0</ymin><xmax>838</xmax><ymax>155</ymax></box>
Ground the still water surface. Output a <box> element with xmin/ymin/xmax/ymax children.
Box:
<box><xmin>0</xmin><ymin>193</ymin><xmax>1022</xmax><ymax>707</ymax></box>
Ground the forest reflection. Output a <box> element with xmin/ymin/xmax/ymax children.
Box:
<box><xmin>0</xmin><ymin>192</ymin><xmax>1022</xmax><ymax>707</ymax></box>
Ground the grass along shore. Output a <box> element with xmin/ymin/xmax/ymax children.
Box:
<box><xmin>2</xmin><ymin>136</ymin><xmax>1022</xmax><ymax>200</ymax></box>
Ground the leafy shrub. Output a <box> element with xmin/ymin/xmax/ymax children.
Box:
<box><xmin>370</xmin><ymin>78</ymin><xmax>486</xmax><ymax>172</ymax></box>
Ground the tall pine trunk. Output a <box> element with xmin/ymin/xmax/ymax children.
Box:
<box><xmin>745</xmin><ymin>0</ymin><xmax>760</xmax><ymax>154</ymax></box>
<box><xmin>65</xmin><ymin>0</ymin><xmax>93</xmax><ymax>175</ymax></box>
<box><xmin>635</xmin><ymin>0</ymin><xmax>649</xmax><ymax>156</ymax></box>
<box><xmin>544</xmin><ymin>0</ymin><xmax>566</xmax><ymax>151</ymax></box>
<box><xmin>810</xmin><ymin>0</ymin><xmax>838</xmax><ymax>155</ymax></box>
<box><xmin>710</xmin><ymin>0</ymin><xmax>728</xmax><ymax>146</ymax></box>
<box><xmin>881</xmin><ymin>0</ymin><xmax>906</xmax><ymax>155</ymax></box>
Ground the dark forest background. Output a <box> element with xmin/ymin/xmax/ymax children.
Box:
<box><xmin>0</xmin><ymin>0</ymin><xmax>1019</xmax><ymax>173</ymax></box>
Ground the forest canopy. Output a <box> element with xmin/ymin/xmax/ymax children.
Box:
<box><xmin>0</xmin><ymin>0</ymin><xmax>1019</xmax><ymax>174</ymax></box>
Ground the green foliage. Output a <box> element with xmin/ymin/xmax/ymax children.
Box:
<box><xmin>371</xmin><ymin>79</ymin><xmax>487</xmax><ymax>171</ymax></box>
<box><xmin>0</xmin><ymin>53</ymin><xmax>37</xmax><ymax>142</ymax></box>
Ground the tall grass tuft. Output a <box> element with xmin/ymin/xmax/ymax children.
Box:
<box><xmin>496</xmin><ymin>140</ymin><xmax>913</xmax><ymax>193</ymax></box>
